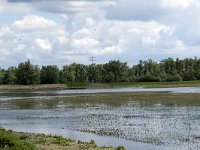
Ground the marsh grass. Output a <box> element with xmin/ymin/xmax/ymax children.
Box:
<box><xmin>107</xmin><ymin>81</ymin><xmax>200</xmax><ymax>88</ymax></box>
<box><xmin>0</xmin><ymin>80</ymin><xmax>200</xmax><ymax>91</ymax></box>
<box><xmin>68</xmin><ymin>81</ymin><xmax>200</xmax><ymax>89</ymax></box>
<box><xmin>0</xmin><ymin>128</ymin><xmax>121</xmax><ymax>150</ymax></box>
<box><xmin>1</xmin><ymin>92</ymin><xmax>200</xmax><ymax>110</ymax></box>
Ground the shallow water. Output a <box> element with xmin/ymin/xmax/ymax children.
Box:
<box><xmin>1</xmin><ymin>87</ymin><xmax>200</xmax><ymax>101</ymax></box>
<box><xmin>0</xmin><ymin>88</ymin><xmax>200</xmax><ymax>150</ymax></box>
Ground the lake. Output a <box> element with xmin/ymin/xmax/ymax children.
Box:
<box><xmin>0</xmin><ymin>87</ymin><xmax>200</xmax><ymax>150</ymax></box>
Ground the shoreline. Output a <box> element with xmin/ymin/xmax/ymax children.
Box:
<box><xmin>0</xmin><ymin>128</ymin><xmax>125</xmax><ymax>150</ymax></box>
<box><xmin>0</xmin><ymin>81</ymin><xmax>200</xmax><ymax>91</ymax></box>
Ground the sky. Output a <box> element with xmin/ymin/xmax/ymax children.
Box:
<box><xmin>0</xmin><ymin>0</ymin><xmax>200</xmax><ymax>68</ymax></box>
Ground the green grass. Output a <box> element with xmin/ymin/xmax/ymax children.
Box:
<box><xmin>106</xmin><ymin>81</ymin><xmax>200</xmax><ymax>88</ymax></box>
<box><xmin>0</xmin><ymin>128</ymin><xmax>36</xmax><ymax>150</ymax></box>
<box><xmin>0</xmin><ymin>128</ymin><xmax>123</xmax><ymax>150</ymax></box>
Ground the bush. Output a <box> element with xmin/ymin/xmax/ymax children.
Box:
<box><xmin>0</xmin><ymin>128</ymin><xmax>35</xmax><ymax>150</ymax></box>
<box><xmin>117</xmin><ymin>145</ymin><xmax>126</xmax><ymax>150</ymax></box>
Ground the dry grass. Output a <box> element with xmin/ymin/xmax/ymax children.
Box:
<box><xmin>0</xmin><ymin>84</ymin><xmax>68</xmax><ymax>91</ymax></box>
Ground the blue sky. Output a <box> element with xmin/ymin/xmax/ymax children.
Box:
<box><xmin>0</xmin><ymin>0</ymin><xmax>200</xmax><ymax>68</ymax></box>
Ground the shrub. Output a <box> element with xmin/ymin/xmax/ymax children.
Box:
<box><xmin>117</xmin><ymin>145</ymin><xmax>126</xmax><ymax>150</ymax></box>
<box><xmin>0</xmin><ymin>128</ymin><xmax>35</xmax><ymax>150</ymax></box>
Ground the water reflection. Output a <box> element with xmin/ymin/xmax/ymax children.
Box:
<box><xmin>0</xmin><ymin>91</ymin><xmax>200</xmax><ymax>150</ymax></box>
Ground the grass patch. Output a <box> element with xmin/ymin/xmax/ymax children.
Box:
<box><xmin>0</xmin><ymin>128</ymin><xmax>35</xmax><ymax>150</ymax></box>
<box><xmin>0</xmin><ymin>128</ymin><xmax>123</xmax><ymax>150</ymax></box>
<box><xmin>107</xmin><ymin>81</ymin><xmax>200</xmax><ymax>88</ymax></box>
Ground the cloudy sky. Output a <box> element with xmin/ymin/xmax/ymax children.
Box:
<box><xmin>0</xmin><ymin>0</ymin><xmax>200</xmax><ymax>67</ymax></box>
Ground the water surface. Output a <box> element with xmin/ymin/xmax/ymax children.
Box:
<box><xmin>0</xmin><ymin>87</ymin><xmax>200</xmax><ymax>150</ymax></box>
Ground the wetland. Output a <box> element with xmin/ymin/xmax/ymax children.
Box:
<box><xmin>0</xmin><ymin>87</ymin><xmax>200</xmax><ymax>150</ymax></box>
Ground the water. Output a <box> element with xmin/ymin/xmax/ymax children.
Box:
<box><xmin>1</xmin><ymin>87</ymin><xmax>200</xmax><ymax>101</ymax></box>
<box><xmin>0</xmin><ymin>87</ymin><xmax>200</xmax><ymax>150</ymax></box>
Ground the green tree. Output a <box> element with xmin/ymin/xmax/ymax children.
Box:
<box><xmin>62</xmin><ymin>64</ymin><xmax>76</xmax><ymax>83</ymax></box>
<box><xmin>74</xmin><ymin>64</ymin><xmax>88</xmax><ymax>83</ymax></box>
<box><xmin>16</xmin><ymin>60</ymin><xmax>40</xmax><ymax>85</ymax></box>
<box><xmin>160</xmin><ymin>58</ymin><xmax>177</xmax><ymax>75</ymax></box>
<box><xmin>88</xmin><ymin>64</ymin><xmax>104</xmax><ymax>83</ymax></box>
<box><xmin>102</xmin><ymin>60</ymin><xmax>129</xmax><ymax>82</ymax></box>
<box><xmin>3</xmin><ymin>67</ymin><xmax>17</xmax><ymax>84</ymax></box>
<box><xmin>0</xmin><ymin>68</ymin><xmax>5</xmax><ymax>84</ymax></box>
<box><xmin>40</xmin><ymin>65</ymin><xmax>60</xmax><ymax>84</ymax></box>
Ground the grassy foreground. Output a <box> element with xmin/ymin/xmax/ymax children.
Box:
<box><xmin>0</xmin><ymin>128</ymin><xmax>125</xmax><ymax>150</ymax></box>
<box><xmin>0</xmin><ymin>81</ymin><xmax>200</xmax><ymax>91</ymax></box>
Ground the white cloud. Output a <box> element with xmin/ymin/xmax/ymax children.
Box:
<box><xmin>0</xmin><ymin>0</ymin><xmax>30</xmax><ymax>13</ymax></box>
<box><xmin>93</xmin><ymin>46</ymin><xmax>122</xmax><ymax>56</ymax></box>
<box><xmin>0</xmin><ymin>5</ymin><xmax>3</xmax><ymax>13</ymax></box>
<box><xmin>85</xmin><ymin>17</ymin><xmax>97</xmax><ymax>27</ymax></box>
<box><xmin>0</xmin><ymin>27</ymin><xmax>12</xmax><ymax>37</ymax></box>
<box><xmin>1</xmin><ymin>0</ymin><xmax>200</xmax><ymax>67</ymax></box>
<box><xmin>61</xmin><ymin>52</ymin><xmax>88</xmax><ymax>64</ymax></box>
<box><xmin>142</xmin><ymin>37</ymin><xmax>156</xmax><ymax>45</ymax></box>
<box><xmin>161</xmin><ymin>0</ymin><xmax>195</xmax><ymax>9</ymax></box>
<box><xmin>175</xmin><ymin>40</ymin><xmax>186</xmax><ymax>50</ymax></box>
<box><xmin>58</xmin><ymin>35</ymin><xmax>68</xmax><ymax>45</ymax></box>
<box><xmin>34</xmin><ymin>38</ymin><xmax>52</xmax><ymax>53</ymax></box>
<box><xmin>0</xmin><ymin>49</ymin><xmax>10</xmax><ymax>59</ymax></box>
<box><xmin>14</xmin><ymin>44</ymin><xmax>26</xmax><ymax>52</ymax></box>
<box><xmin>12</xmin><ymin>15</ymin><xmax>57</xmax><ymax>31</ymax></box>
<box><xmin>71</xmin><ymin>38</ymin><xmax>99</xmax><ymax>49</ymax></box>
<box><xmin>73</xmin><ymin>28</ymin><xmax>93</xmax><ymax>38</ymax></box>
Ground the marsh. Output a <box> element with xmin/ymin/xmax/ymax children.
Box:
<box><xmin>0</xmin><ymin>87</ymin><xmax>200</xmax><ymax>150</ymax></box>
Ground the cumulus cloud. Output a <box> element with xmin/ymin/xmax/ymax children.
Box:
<box><xmin>0</xmin><ymin>27</ymin><xmax>12</xmax><ymax>37</ymax></box>
<box><xmin>12</xmin><ymin>15</ymin><xmax>57</xmax><ymax>31</ymax></box>
<box><xmin>73</xmin><ymin>28</ymin><xmax>93</xmax><ymax>38</ymax></box>
<box><xmin>71</xmin><ymin>38</ymin><xmax>99</xmax><ymax>49</ymax></box>
<box><xmin>0</xmin><ymin>0</ymin><xmax>30</xmax><ymax>13</ymax></box>
<box><xmin>0</xmin><ymin>0</ymin><xmax>200</xmax><ymax>67</ymax></box>
<box><xmin>161</xmin><ymin>0</ymin><xmax>195</xmax><ymax>9</ymax></box>
<box><xmin>34</xmin><ymin>38</ymin><xmax>52</xmax><ymax>53</ymax></box>
<box><xmin>93</xmin><ymin>46</ymin><xmax>122</xmax><ymax>56</ymax></box>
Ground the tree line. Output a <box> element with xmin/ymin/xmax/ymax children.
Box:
<box><xmin>0</xmin><ymin>57</ymin><xmax>200</xmax><ymax>85</ymax></box>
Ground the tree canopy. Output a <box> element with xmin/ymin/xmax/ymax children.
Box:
<box><xmin>1</xmin><ymin>57</ymin><xmax>200</xmax><ymax>85</ymax></box>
